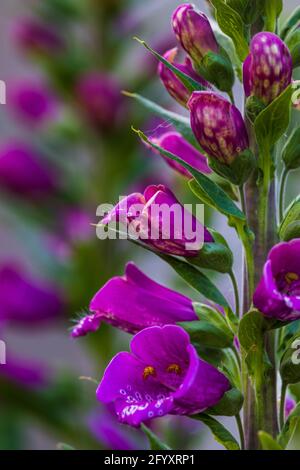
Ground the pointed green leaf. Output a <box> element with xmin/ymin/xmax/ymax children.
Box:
<box><xmin>123</xmin><ymin>91</ymin><xmax>197</xmax><ymax>146</ymax></box>
<box><xmin>262</xmin><ymin>0</ymin><xmax>283</xmax><ymax>32</ymax></box>
<box><xmin>141</xmin><ymin>424</ymin><xmax>171</xmax><ymax>450</ymax></box>
<box><xmin>279</xmin><ymin>401</ymin><xmax>300</xmax><ymax>448</ymax></box>
<box><xmin>258</xmin><ymin>432</ymin><xmax>283</xmax><ymax>450</ymax></box>
<box><xmin>210</xmin><ymin>0</ymin><xmax>249</xmax><ymax>61</ymax></box>
<box><xmin>192</xmin><ymin>413</ymin><xmax>240</xmax><ymax>450</ymax></box>
<box><xmin>280</xmin><ymin>333</ymin><xmax>300</xmax><ymax>385</ymax></box>
<box><xmin>205</xmin><ymin>388</ymin><xmax>244</xmax><ymax>417</ymax></box>
<box><xmin>133</xmin><ymin>128</ymin><xmax>245</xmax><ymax>221</ymax></box>
<box><xmin>280</xmin><ymin>6</ymin><xmax>300</xmax><ymax>40</ymax></box>
<box><xmin>134</xmin><ymin>37</ymin><xmax>205</xmax><ymax>93</ymax></box>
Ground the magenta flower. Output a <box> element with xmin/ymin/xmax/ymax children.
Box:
<box><xmin>0</xmin><ymin>264</ymin><xmax>64</xmax><ymax>325</ymax></box>
<box><xmin>72</xmin><ymin>262</ymin><xmax>197</xmax><ymax>337</ymax></box>
<box><xmin>76</xmin><ymin>72</ymin><xmax>122</xmax><ymax>131</ymax></box>
<box><xmin>253</xmin><ymin>239</ymin><xmax>300</xmax><ymax>322</ymax></box>
<box><xmin>158</xmin><ymin>47</ymin><xmax>208</xmax><ymax>107</ymax></box>
<box><xmin>9</xmin><ymin>81</ymin><xmax>59</xmax><ymax>126</ymax></box>
<box><xmin>243</xmin><ymin>32</ymin><xmax>292</xmax><ymax>105</ymax></box>
<box><xmin>188</xmin><ymin>92</ymin><xmax>249</xmax><ymax>164</ymax></box>
<box><xmin>172</xmin><ymin>4</ymin><xmax>219</xmax><ymax>64</ymax></box>
<box><xmin>285</xmin><ymin>396</ymin><xmax>296</xmax><ymax>419</ymax></box>
<box><xmin>0</xmin><ymin>142</ymin><xmax>57</xmax><ymax>198</ymax></box>
<box><xmin>97</xmin><ymin>325</ymin><xmax>231</xmax><ymax>427</ymax></box>
<box><xmin>100</xmin><ymin>184</ymin><xmax>213</xmax><ymax>256</ymax></box>
<box><xmin>150</xmin><ymin>131</ymin><xmax>212</xmax><ymax>178</ymax></box>
<box><xmin>12</xmin><ymin>18</ymin><xmax>63</xmax><ymax>56</ymax></box>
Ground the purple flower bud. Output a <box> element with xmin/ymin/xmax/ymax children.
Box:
<box><xmin>76</xmin><ymin>72</ymin><xmax>122</xmax><ymax>131</ymax></box>
<box><xmin>12</xmin><ymin>19</ymin><xmax>64</xmax><ymax>56</ymax></box>
<box><xmin>97</xmin><ymin>325</ymin><xmax>231</xmax><ymax>426</ymax></box>
<box><xmin>253</xmin><ymin>239</ymin><xmax>300</xmax><ymax>322</ymax></box>
<box><xmin>172</xmin><ymin>4</ymin><xmax>219</xmax><ymax>64</ymax></box>
<box><xmin>285</xmin><ymin>396</ymin><xmax>296</xmax><ymax>419</ymax></box>
<box><xmin>158</xmin><ymin>47</ymin><xmax>209</xmax><ymax>107</ymax></box>
<box><xmin>150</xmin><ymin>131</ymin><xmax>212</xmax><ymax>177</ymax></box>
<box><xmin>0</xmin><ymin>264</ymin><xmax>64</xmax><ymax>325</ymax></box>
<box><xmin>188</xmin><ymin>92</ymin><xmax>249</xmax><ymax>164</ymax></box>
<box><xmin>72</xmin><ymin>262</ymin><xmax>197</xmax><ymax>337</ymax></box>
<box><xmin>100</xmin><ymin>184</ymin><xmax>213</xmax><ymax>256</ymax></box>
<box><xmin>8</xmin><ymin>81</ymin><xmax>59</xmax><ymax>126</ymax></box>
<box><xmin>243</xmin><ymin>32</ymin><xmax>292</xmax><ymax>105</ymax></box>
<box><xmin>0</xmin><ymin>142</ymin><xmax>57</xmax><ymax>198</ymax></box>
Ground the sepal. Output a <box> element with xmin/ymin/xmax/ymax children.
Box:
<box><xmin>208</xmin><ymin>148</ymin><xmax>256</xmax><ymax>186</ymax></box>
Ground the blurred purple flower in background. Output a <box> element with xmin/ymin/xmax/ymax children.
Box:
<box><xmin>158</xmin><ymin>47</ymin><xmax>208</xmax><ymax>107</ymax></box>
<box><xmin>72</xmin><ymin>262</ymin><xmax>197</xmax><ymax>338</ymax></box>
<box><xmin>0</xmin><ymin>264</ymin><xmax>64</xmax><ymax>325</ymax></box>
<box><xmin>253</xmin><ymin>239</ymin><xmax>300</xmax><ymax>321</ymax></box>
<box><xmin>0</xmin><ymin>356</ymin><xmax>49</xmax><ymax>389</ymax></box>
<box><xmin>76</xmin><ymin>72</ymin><xmax>122</xmax><ymax>131</ymax></box>
<box><xmin>12</xmin><ymin>18</ymin><xmax>64</xmax><ymax>56</ymax></box>
<box><xmin>243</xmin><ymin>32</ymin><xmax>292</xmax><ymax>105</ymax></box>
<box><xmin>97</xmin><ymin>325</ymin><xmax>231</xmax><ymax>427</ymax></box>
<box><xmin>172</xmin><ymin>4</ymin><xmax>219</xmax><ymax>64</ymax></box>
<box><xmin>0</xmin><ymin>142</ymin><xmax>57</xmax><ymax>198</ymax></box>
<box><xmin>188</xmin><ymin>92</ymin><xmax>249</xmax><ymax>164</ymax></box>
<box><xmin>150</xmin><ymin>131</ymin><xmax>211</xmax><ymax>177</ymax></box>
<box><xmin>8</xmin><ymin>80</ymin><xmax>59</xmax><ymax>126</ymax></box>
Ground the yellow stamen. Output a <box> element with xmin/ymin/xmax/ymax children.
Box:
<box><xmin>285</xmin><ymin>272</ymin><xmax>299</xmax><ymax>284</ymax></box>
<box><xmin>166</xmin><ymin>364</ymin><xmax>181</xmax><ymax>374</ymax></box>
<box><xmin>143</xmin><ymin>366</ymin><xmax>156</xmax><ymax>380</ymax></box>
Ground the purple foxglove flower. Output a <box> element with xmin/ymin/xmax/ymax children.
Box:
<box><xmin>0</xmin><ymin>142</ymin><xmax>57</xmax><ymax>198</ymax></box>
<box><xmin>150</xmin><ymin>131</ymin><xmax>212</xmax><ymax>178</ymax></box>
<box><xmin>0</xmin><ymin>264</ymin><xmax>64</xmax><ymax>325</ymax></box>
<box><xmin>285</xmin><ymin>396</ymin><xmax>296</xmax><ymax>419</ymax></box>
<box><xmin>172</xmin><ymin>4</ymin><xmax>219</xmax><ymax>64</ymax></box>
<box><xmin>243</xmin><ymin>32</ymin><xmax>292</xmax><ymax>105</ymax></box>
<box><xmin>12</xmin><ymin>19</ymin><xmax>64</xmax><ymax>56</ymax></box>
<box><xmin>100</xmin><ymin>184</ymin><xmax>213</xmax><ymax>256</ymax></box>
<box><xmin>72</xmin><ymin>262</ymin><xmax>197</xmax><ymax>338</ymax></box>
<box><xmin>253</xmin><ymin>239</ymin><xmax>300</xmax><ymax>322</ymax></box>
<box><xmin>188</xmin><ymin>91</ymin><xmax>249</xmax><ymax>164</ymax></box>
<box><xmin>158</xmin><ymin>47</ymin><xmax>209</xmax><ymax>107</ymax></box>
<box><xmin>0</xmin><ymin>356</ymin><xmax>48</xmax><ymax>389</ymax></box>
<box><xmin>9</xmin><ymin>81</ymin><xmax>59</xmax><ymax>126</ymax></box>
<box><xmin>76</xmin><ymin>72</ymin><xmax>122</xmax><ymax>130</ymax></box>
<box><xmin>97</xmin><ymin>325</ymin><xmax>231</xmax><ymax>426</ymax></box>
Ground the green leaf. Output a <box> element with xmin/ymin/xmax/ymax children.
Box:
<box><xmin>158</xmin><ymin>253</ymin><xmax>229</xmax><ymax>307</ymax></box>
<box><xmin>238</xmin><ymin>310</ymin><xmax>271</xmax><ymax>391</ymax></box>
<box><xmin>226</xmin><ymin>0</ymin><xmax>260</xmax><ymax>25</ymax></box>
<box><xmin>141</xmin><ymin>424</ymin><xmax>171</xmax><ymax>450</ymax></box>
<box><xmin>123</xmin><ymin>91</ymin><xmax>197</xmax><ymax>146</ymax></box>
<box><xmin>192</xmin><ymin>413</ymin><xmax>240</xmax><ymax>450</ymax></box>
<box><xmin>258</xmin><ymin>432</ymin><xmax>283</xmax><ymax>450</ymax></box>
<box><xmin>282</xmin><ymin>128</ymin><xmax>300</xmax><ymax>170</ymax></box>
<box><xmin>254</xmin><ymin>85</ymin><xmax>293</xmax><ymax>163</ymax></box>
<box><xmin>210</xmin><ymin>0</ymin><xmax>249</xmax><ymax>61</ymax></box>
<box><xmin>193</xmin><ymin>302</ymin><xmax>233</xmax><ymax>337</ymax></box>
<box><xmin>187</xmin><ymin>241</ymin><xmax>233</xmax><ymax>274</ymax></box>
<box><xmin>279</xmin><ymin>195</ymin><xmax>300</xmax><ymax>241</ymax></box>
<box><xmin>134</xmin><ymin>37</ymin><xmax>206</xmax><ymax>93</ymax></box>
<box><xmin>179</xmin><ymin>320</ymin><xmax>233</xmax><ymax>349</ymax></box>
<box><xmin>132</xmin><ymin>129</ymin><xmax>246</xmax><ymax>222</ymax></box>
<box><xmin>286</xmin><ymin>30</ymin><xmax>300</xmax><ymax>69</ymax></box>
<box><xmin>280</xmin><ymin>333</ymin><xmax>300</xmax><ymax>385</ymax></box>
<box><xmin>279</xmin><ymin>401</ymin><xmax>300</xmax><ymax>448</ymax></box>
<box><xmin>205</xmin><ymin>388</ymin><xmax>244</xmax><ymax>417</ymax></box>
<box><xmin>262</xmin><ymin>0</ymin><xmax>283</xmax><ymax>32</ymax></box>
<box><xmin>280</xmin><ymin>6</ymin><xmax>300</xmax><ymax>40</ymax></box>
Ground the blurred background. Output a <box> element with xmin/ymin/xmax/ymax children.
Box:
<box><xmin>0</xmin><ymin>0</ymin><xmax>299</xmax><ymax>450</ymax></box>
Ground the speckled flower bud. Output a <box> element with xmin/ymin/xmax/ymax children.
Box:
<box><xmin>158</xmin><ymin>47</ymin><xmax>209</xmax><ymax>107</ymax></box>
<box><xmin>243</xmin><ymin>32</ymin><xmax>292</xmax><ymax>105</ymax></box>
<box><xmin>172</xmin><ymin>4</ymin><xmax>219</xmax><ymax>64</ymax></box>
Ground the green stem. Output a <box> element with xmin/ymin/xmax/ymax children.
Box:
<box><xmin>238</xmin><ymin>185</ymin><xmax>255</xmax><ymax>301</ymax></box>
<box><xmin>235</xmin><ymin>414</ymin><xmax>245</xmax><ymax>450</ymax></box>
<box><xmin>279</xmin><ymin>167</ymin><xmax>289</xmax><ymax>222</ymax></box>
<box><xmin>258</xmin><ymin>151</ymin><xmax>271</xmax><ymax>251</ymax></box>
<box><xmin>229</xmin><ymin>270</ymin><xmax>240</xmax><ymax>317</ymax></box>
<box><xmin>231</xmin><ymin>344</ymin><xmax>241</xmax><ymax>370</ymax></box>
<box><xmin>279</xmin><ymin>382</ymin><xmax>287</xmax><ymax>430</ymax></box>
